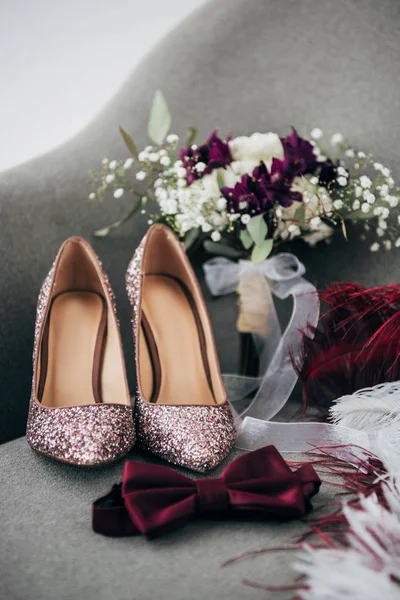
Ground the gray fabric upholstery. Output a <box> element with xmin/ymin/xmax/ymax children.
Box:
<box><xmin>0</xmin><ymin>438</ymin><xmax>330</xmax><ymax>600</ymax></box>
<box><xmin>1</xmin><ymin>0</ymin><xmax>400</xmax><ymax>442</ymax></box>
<box><xmin>1</xmin><ymin>0</ymin><xmax>400</xmax><ymax>597</ymax></box>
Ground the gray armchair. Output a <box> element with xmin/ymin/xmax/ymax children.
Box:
<box><xmin>1</xmin><ymin>1</ymin><xmax>399</xmax><ymax>598</ymax></box>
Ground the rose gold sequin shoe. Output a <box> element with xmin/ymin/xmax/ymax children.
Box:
<box><xmin>26</xmin><ymin>237</ymin><xmax>135</xmax><ymax>466</ymax></box>
<box><xmin>126</xmin><ymin>224</ymin><xmax>236</xmax><ymax>472</ymax></box>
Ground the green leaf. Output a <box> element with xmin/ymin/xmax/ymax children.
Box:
<box><xmin>240</xmin><ymin>228</ymin><xmax>253</xmax><ymax>250</ymax></box>
<box><xmin>148</xmin><ymin>90</ymin><xmax>171</xmax><ymax>145</ymax></box>
<box><xmin>203</xmin><ymin>240</ymin><xmax>242</xmax><ymax>258</ymax></box>
<box><xmin>251</xmin><ymin>239</ymin><xmax>274</xmax><ymax>265</ymax></box>
<box><xmin>186</xmin><ymin>127</ymin><xmax>197</xmax><ymax>147</ymax></box>
<box><xmin>247</xmin><ymin>214</ymin><xmax>268</xmax><ymax>246</ymax></box>
<box><xmin>119</xmin><ymin>127</ymin><xmax>138</xmax><ymax>159</ymax></box>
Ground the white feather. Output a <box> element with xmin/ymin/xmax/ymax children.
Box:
<box><xmin>295</xmin><ymin>484</ymin><xmax>400</xmax><ymax>600</ymax></box>
<box><xmin>329</xmin><ymin>381</ymin><xmax>400</xmax><ymax>475</ymax></box>
<box><xmin>330</xmin><ymin>381</ymin><xmax>400</xmax><ymax>432</ymax></box>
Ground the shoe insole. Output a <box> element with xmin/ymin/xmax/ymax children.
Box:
<box><xmin>140</xmin><ymin>274</ymin><xmax>215</xmax><ymax>405</ymax></box>
<box><xmin>40</xmin><ymin>291</ymin><xmax>107</xmax><ymax>408</ymax></box>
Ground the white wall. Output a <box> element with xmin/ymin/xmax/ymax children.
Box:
<box><xmin>0</xmin><ymin>0</ymin><xmax>206</xmax><ymax>172</ymax></box>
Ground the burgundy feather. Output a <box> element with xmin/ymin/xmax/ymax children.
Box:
<box><xmin>296</xmin><ymin>282</ymin><xmax>400</xmax><ymax>413</ymax></box>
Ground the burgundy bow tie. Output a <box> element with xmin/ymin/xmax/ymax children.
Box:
<box><xmin>92</xmin><ymin>445</ymin><xmax>321</xmax><ymax>539</ymax></box>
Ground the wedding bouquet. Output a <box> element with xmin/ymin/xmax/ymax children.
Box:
<box><xmin>90</xmin><ymin>91</ymin><xmax>400</xmax><ymax>262</ymax></box>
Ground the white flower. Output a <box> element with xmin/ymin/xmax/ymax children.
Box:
<box><xmin>352</xmin><ymin>200</ymin><xmax>360</xmax><ymax>210</ymax></box>
<box><xmin>109</xmin><ymin>160</ymin><xmax>117</xmax><ymax>170</ymax></box>
<box><xmin>202</xmin><ymin>222</ymin><xmax>212</xmax><ymax>232</ymax></box>
<box><xmin>195</xmin><ymin>161</ymin><xmax>206</xmax><ymax>173</ymax></box>
<box><xmin>370</xmin><ymin>242</ymin><xmax>380</xmax><ymax>252</ymax></box>
<box><xmin>211</xmin><ymin>231</ymin><xmax>221</xmax><ymax>242</ymax></box>
<box><xmin>337</xmin><ymin>166</ymin><xmax>348</xmax><ymax>177</ymax></box>
<box><xmin>160</xmin><ymin>156</ymin><xmax>171</xmax><ymax>167</ymax></box>
<box><xmin>345</xmin><ymin>148</ymin><xmax>355</xmax><ymax>157</ymax></box>
<box><xmin>382</xmin><ymin>167</ymin><xmax>391</xmax><ymax>177</ymax></box>
<box><xmin>175</xmin><ymin>167</ymin><xmax>187</xmax><ymax>179</ymax></box>
<box><xmin>331</xmin><ymin>133</ymin><xmax>344</xmax><ymax>145</ymax></box>
<box><xmin>388</xmin><ymin>177</ymin><xmax>395</xmax><ymax>187</ymax></box>
<box><xmin>229</xmin><ymin>132</ymin><xmax>284</xmax><ymax>168</ymax></box>
<box><xmin>373</xmin><ymin>162</ymin><xmax>383</xmax><ymax>171</ymax></box>
<box><xmin>380</xmin><ymin>184</ymin><xmax>389</xmax><ymax>197</ymax></box>
<box><xmin>89</xmin><ymin>192</ymin><xmax>96</xmax><ymax>200</ymax></box>
<box><xmin>149</xmin><ymin>152</ymin><xmax>160</xmax><ymax>162</ymax></box>
<box><xmin>276</xmin><ymin>207</ymin><xmax>283</xmax><ymax>218</ymax></box>
<box><xmin>191</xmin><ymin>144</ymin><xmax>198</xmax><ymax>150</ymax></box>
<box><xmin>337</xmin><ymin>176</ymin><xmax>348</xmax><ymax>187</ymax></box>
<box><xmin>217</xmin><ymin>197</ymin><xmax>227</xmax><ymax>210</ymax></box>
<box><xmin>310</xmin><ymin>216</ymin><xmax>321</xmax><ymax>229</ymax></box>
<box><xmin>396</xmin><ymin>238</ymin><xmax>400</xmax><ymax>248</ymax></box>
<box><xmin>317</xmin><ymin>154</ymin><xmax>327</xmax><ymax>162</ymax></box>
<box><xmin>114</xmin><ymin>188</ymin><xmax>124</xmax><ymax>199</ymax></box>
<box><xmin>241</xmin><ymin>214</ymin><xmax>251</xmax><ymax>225</ymax></box>
<box><xmin>138</xmin><ymin>151</ymin><xmax>148</xmax><ymax>162</ymax></box>
<box><xmin>381</xmin><ymin>207</ymin><xmax>390</xmax><ymax>219</ymax></box>
<box><xmin>383</xmin><ymin>240</ymin><xmax>392</xmax><ymax>250</ymax></box>
<box><xmin>102</xmin><ymin>158</ymin><xmax>109</xmax><ymax>165</ymax></box>
<box><xmin>361</xmin><ymin>202</ymin><xmax>370</xmax><ymax>213</ymax></box>
<box><xmin>154</xmin><ymin>178</ymin><xmax>163</xmax><ymax>188</ymax></box>
<box><xmin>377</xmin><ymin>228</ymin><xmax>384</xmax><ymax>237</ymax></box>
<box><xmin>136</xmin><ymin>171</ymin><xmax>146</xmax><ymax>181</ymax></box>
<box><xmin>389</xmin><ymin>196</ymin><xmax>399</xmax><ymax>208</ymax></box>
<box><xmin>378</xmin><ymin>219</ymin><xmax>388</xmax><ymax>230</ymax></box>
<box><xmin>105</xmin><ymin>174</ymin><xmax>115</xmax><ymax>184</ymax></box>
<box><xmin>358</xmin><ymin>151</ymin><xmax>366</xmax><ymax>158</ymax></box>
<box><xmin>166</xmin><ymin>134</ymin><xmax>179</xmax><ymax>144</ymax></box>
<box><xmin>310</xmin><ymin>176</ymin><xmax>319</xmax><ymax>185</ymax></box>
<box><xmin>355</xmin><ymin>186</ymin><xmax>363</xmax><ymax>197</ymax></box>
<box><xmin>174</xmin><ymin>160</ymin><xmax>183</xmax><ymax>168</ymax></box>
<box><xmin>303</xmin><ymin>222</ymin><xmax>334</xmax><ymax>247</ymax></box>
<box><xmin>333</xmin><ymin>199</ymin><xmax>343</xmax><ymax>209</ymax></box>
<box><xmin>310</xmin><ymin>128</ymin><xmax>323</xmax><ymax>140</ymax></box>
<box><xmin>177</xmin><ymin>178</ymin><xmax>187</xmax><ymax>188</ymax></box>
<box><xmin>238</xmin><ymin>201</ymin><xmax>248</xmax><ymax>210</ymax></box>
<box><xmin>124</xmin><ymin>158</ymin><xmax>134</xmax><ymax>169</ymax></box>
<box><xmin>160</xmin><ymin>198</ymin><xmax>178</xmax><ymax>214</ymax></box>
<box><xmin>147</xmin><ymin>219</ymin><xmax>153</xmax><ymax>225</ymax></box>
<box><xmin>360</xmin><ymin>175</ymin><xmax>372</xmax><ymax>188</ymax></box>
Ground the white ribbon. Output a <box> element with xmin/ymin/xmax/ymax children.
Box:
<box><xmin>204</xmin><ymin>254</ymin><xmax>373</xmax><ymax>458</ymax></box>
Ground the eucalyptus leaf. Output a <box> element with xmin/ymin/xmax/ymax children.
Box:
<box><xmin>203</xmin><ymin>240</ymin><xmax>242</xmax><ymax>258</ymax></box>
<box><xmin>186</xmin><ymin>127</ymin><xmax>197</xmax><ymax>147</ymax></box>
<box><xmin>240</xmin><ymin>228</ymin><xmax>253</xmax><ymax>250</ymax></box>
<box><xmin>183</xmin><ymin>227</ymin><xmax>200</xmax><ymax>249</ymax></box>
<box><xmin>346</xmin><ymin>209</ymin><xmax>375</xmax><ymax>221</ymax></box>
<box><xmin>247</xmin><ymin>214</ymin><xmax>268</xmax><ymax>246</ymax></box>
<box><xmin>148</xmin><ymin>90</ymin><xmax>171</xmax><ymax>145</ymax></box>
<box><xmin>294</xmin><ymin>204</ymin><xmax>305</xmax><ymax>222</ymax></box>
<box><xmin>119</xmin><ymin>127</ymin><xmax>139</xmax><ymax>159</ymax></box>
<box><xmin>251</xmin><ymin>238</ymin><xmax>274</xmax><ymax>265</ymax></box>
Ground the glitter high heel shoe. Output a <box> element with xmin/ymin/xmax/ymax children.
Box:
<box><xmin>126</xmin><ymin>224</ymin><xmax>236</xmax><ymax>472</ymax></box>
<box><xmin>26</xmin><ymin>237</ymin><xmax>135</xmax><ymax>465</ymax></box>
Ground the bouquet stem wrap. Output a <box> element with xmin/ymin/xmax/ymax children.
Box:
<box><xmin>203</xmin><ymin>254</ymin><xmax>370</xmax><ymax>457</ymax></box>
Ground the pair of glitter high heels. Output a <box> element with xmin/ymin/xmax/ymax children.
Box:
<box><xmin>26</xmin><ymin>224</ymin><xmax>236</xmax><ymax>472</ymax></box>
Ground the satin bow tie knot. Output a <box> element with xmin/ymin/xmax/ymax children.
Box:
<box><xmin>195</xmin><ymin>477</ymin><xmax>229</xmax><ymax>513</ymax></box>
<box><xmin>92</xmin><ymin>445</ymin><xmax>321</xmax><ymax>539</ymax></box>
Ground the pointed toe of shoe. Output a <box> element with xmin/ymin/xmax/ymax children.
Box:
<box><xmin>135</xmin><ymin>397</ymin><xmax>236</xmax><ymax>472</ymax></box>
<box><xmin>26</xmin><ymin>398</ymin><xmax>135</xmax><ymax>466</ymax></box>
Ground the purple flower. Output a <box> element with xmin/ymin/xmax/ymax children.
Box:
<box><xmin>280</xmin><ymin>128</ymin><xmax>318</xmax><ymax>177</ymax></box>
<box><xmin>179</xmin><ymin>130</ymin><xmax>232</xmax><ymax>183</ymax></box>
<box><xmin>222</xmin><ymin>161</ymin><xmax>302</xmax><ymax>225</ymax></box>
